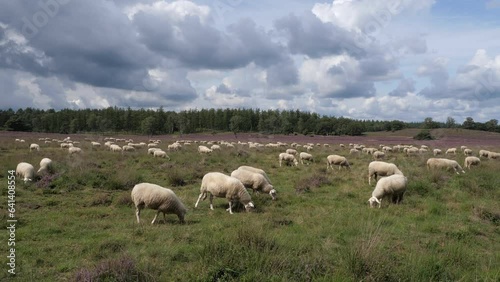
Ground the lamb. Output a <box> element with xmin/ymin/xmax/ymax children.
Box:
<box><xmin>16</xmin><ymin>162</ymin><xmax>35</xmax><ymax>182</ymax></box>
<box><xmin>464</xmin><ymin>156</ymin><xmax>480</xmax><ymax>169</ymax></box>
<box><xmin>279</xmin><ymin>152</ymin><xmax>298</xmax><ymax>167</ymax></box>
<box><xmin>326</xmin><ymin>155</ymin><xmax>351</xmax><ymax>170</ymax></box>
<box><xmin>37</xmin><ymin>158</ymin><xmax>53</xmax><ymax>175</ymax></box>
<box><xmin>198</xmin><ymin>145</ymin><xmax>213</xmax><ymax>154</ymax></box>
<box><xmin>30</xmin><ymin>143</ymin><xmax>40</xmax><ymax>151</ymax></box>
<box><xmin>445</xmin><ymin>148</ymin><xmax>457</xmax><ymax>155</ymax></box>
<box><xmin>195</xmin><ymin>172</ymin><xmax>255</xmax><ymax>214</ymax></box>
<box><xmin>368</xmin><ymin>161</ymin><xmax>403</xmax><ymax>185</ymax></box>
<box><xmin>426</xmin><ymin>158</ymin><xmax>465</xmax><ymax>174</ymax></box>
<box><xmin>131</xmin><ymin>183</ymin><xmax>187</xmax><ymax>224</ymax></box>
<box><xmin>231</xmin><ymin>168</ymin><xmax>276</xmax><ymax>200</ymax></box>
<box><xmin>237</xmin><ymin>165</ymin><xmax>272</xmax><ymax>184</ymax></box>
<box><xmin>68</xmin><ymin>147</ymin><xmax>82</xmax><ymax>154</ymax></box>
<box><xmin>153</xmin><ymin>150</ymin><xmax>170</xmax><ymax>160</ymax></box>
<box><xmin>368</xmin><ymin>174</ymin><xmax>408</xmax><ymax>208</ymax></box>
<box><xmin>299</xmin><ymin>152</ymin><xmax>314</xmax><ymax>165</ymax></box>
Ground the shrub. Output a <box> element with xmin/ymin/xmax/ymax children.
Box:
<box><xmin>413</xmin><ymin>130</ymin><xmax>435</xmax><ymax>140</ymax></box>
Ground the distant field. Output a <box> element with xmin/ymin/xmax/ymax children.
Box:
<box><xmin>1</xmin><ymin>130</ymin><xmax>499</xmax><ymax>281</ymax></box>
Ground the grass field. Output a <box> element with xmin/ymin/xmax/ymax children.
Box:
<box><xmin>1</xmin><ymin>130</ymin><xmax>499</xmax><ymax>281</ymax></box>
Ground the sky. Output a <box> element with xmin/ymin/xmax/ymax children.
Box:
<box><xmin>0</xmin><ymin>0</ymin><xmax>499</xmax><ymax>123</ymax></box>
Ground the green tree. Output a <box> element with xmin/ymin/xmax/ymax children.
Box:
<box><xmin>445</xmin><ymin>116</ymin><xmax>456</xmax><ymax>128</ymax></box>
<box><xmin>229</xmin><ymin>115</ymin><xmax>243</xmax><ymax>137</ymax></box>
<box><xmin>141</xmin><ymin>116</ymin><xmax>156</xmax><ymax>136</ymax></box>
<box><xmin>462</xmin><ymin>117</ymin><xmax>475</xmax><ymax>130</ymax></box>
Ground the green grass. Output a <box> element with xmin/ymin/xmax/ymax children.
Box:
<box><xmin>0</xmin><ymin>134</ymin><xmax>499</xmax><ymax>281</ymax></box>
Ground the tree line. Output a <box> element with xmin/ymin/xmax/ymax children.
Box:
<box><xmin>0</xmin><ymin>107</ymin><xmax>498</xmax><ymax>136</ymax></box>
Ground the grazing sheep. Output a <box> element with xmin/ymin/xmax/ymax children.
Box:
<box><xmin>168</xmin><ymin>142</ymin><xmax>182</xmax><ymax>151</ymax></box>
<box><xmin>211</xmin><ymin>144</ymin><xmax>221</xmax><ymax>151</ymax></box>
<box><xmin>406</xmin><ymin>147</ymin><xmax>419</xmax><ymax>156</ymax></box>
<box><xmin>195</xmin><ymin>172</ymin><xmax>255</xmax><ymax>214</ymax></box>
<box><xmin>488</xmin><ymin>152</ymin><xmax>500</xmax><ymax>159</ymax></box>
<box><xmin>279</xmin><ymin>152</ymin><xmax>298</xmax><ymax>167</ymax></box>
<box><xmin>91</xmin><ymin>141</ymin><xmax>101</xmax><ymax>149</ymax></box>
<box><xmin>479</xmin><ymin>150</ymin><xmax>490</xmax><ymax>158</ymax></box>
<box><xmin>426</xmin><ymin>158</ymin><xmax>465</xmax><ymax>174</ymax></box>
<box><xmin>16</xmin><ymin>162</ymin><xmax>35</xmax><ymax>182</ymax></box>
<box><xmin>299</xmin><ymin>152</ymin><xmax>314</xmax><ymax>165</ymax></box>
<box><xmin>464</xmin><ymin>156</ymin><xmax>481</xmax><ymax>169</ymax></box>
<box><xmin>30</xmin><ymin>143</ymin><xmax>40</xmax><ymax>151</ymax></box>
<box><xmin>445</xmin><ymin>148</ymin><xmax>457</xmax><ymax>155</ymax></box>
<box><xmin>198</xmin><ymin>145</ymin><xmax>213</xmax><ymax>154</ymax></box>
<box><xmin>237</xmin><ymin>165</ymin><xmax>272</xmax><ymax>184</ymax></box>
<box><xmin>147</xmin><ymin>143</ymin><xmax>158</xmax><ymax>148</ymax></box>
<box><xmin>368</xmin><ymin>161</ymin><xmax>403</xmax><ymax>185</ymax></box>
<box><xmin>373</xmin><ymin>151</ymin><xmax>385</xmax><ymax>160</ymax></box>
<box><xmin>349</xmin><ymin>148</ymin><xmax>360</xmax><ymax>155</ymax></box>
<box><xmin>231</xmin><ymin>168</ymin><xmax>276</xmax><ymax>200</ymax></box>
<box><xmin>463</xmin><ymin>148</ymin><xmax>473</xmax><ymax>156</ymax></box>
<box><xmin>433</xmin><ymin>149</ymin><xmax>442</xmax><ymax>156</ymax></box>
<box><xmin>122</xmin><ymin>145</ymin><xmax>136</xmax><ymax>152</ymax></box>
<box><xmin>148</xmin><ymin>148</ymin><xmax>161</xmax><ymax>155</ymax></box>
<box><xmin>153</xmin><ymin>150</ymin><xmax>170</xmax><ymax>160</ymax></box>
<box><xmin>109</xmin><ymin>144</ymin><xmax>122</xmax><ymax>152</ymax></box>
<box><xmin>368</xmin><ymin>174</ymin><xmax>408</xmax><ymax>208</ymax></box>
<box><xmin>131</xmin><ymin>183</ymin><xmax>187</xmax><ymax>224</ymax></box>
<box><xmin>326</xmin><ymin>155</ymin><xmax>351</xmax><ymax>170</ymax></box>
<box><xmin>37</xmin><ymin>158</ymin><xmax>53</xmax><ymax>175</ymax></box>
<box><xmin>285</xmin><ymin>148</ymin><xmax>298</xmax><ymax>155</ymax></box>
<box><xmin>68</xmin><ymin>147</ymin><xmax>82</xmax><ymax>155</ymax></box>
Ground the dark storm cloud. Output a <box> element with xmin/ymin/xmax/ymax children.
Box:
<box><xmin>274</xmin><ymin>12</ymin><xmax>368</xmax><ymax>58</ymax></box>
<box><xmin>388</xmin><ymin>77</ymin><xmax>415</xmax><ymax>97</ymax></box>
<box><xmin>216</xmin><ymin>83</ymin><xmax>231</xmax><ymax>94</ymax></box>
<box><xmin>323</xmin><ymin>81</ymin><xmax>376</xmax><ymax>99</ymax></box>
<box><xmin>266</xmin><ymin>57</ymin><xmax>299</xmax><ymax>87</ymax></box>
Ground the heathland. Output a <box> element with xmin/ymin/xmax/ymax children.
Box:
<box><xmin>1</xmin><ymin>129</ymin><xmax>499</xmax><ymax>281</ymax></box>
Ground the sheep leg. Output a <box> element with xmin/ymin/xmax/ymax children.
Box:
<box><xmin>151</xmin><ymin>211</ymin><xmax>159</xmax><ymax>224</ymax></box>
<box><xmin>226</xmin><ymin>201</ymin><xmax>233</xmax><ymax>214</ymax></box>
<box><xmin>209</xmin><ymin>194</ymin><xmax>214</xmax><ymax>210</ymax></box>
<box><xmin>195</xmin><ymin>193</ymin><xmax>204</xmax><ymax>208</ymax></box>
<box><xmin>135</xmin><ymin>208</ymin><xmax>141</xmax><ymax>223</ymax></box>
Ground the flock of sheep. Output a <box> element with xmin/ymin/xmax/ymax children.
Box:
<box><xmin>13</xmin><ymin>136</ymin><xmax>499</xmax><ymax>224</ymax></box>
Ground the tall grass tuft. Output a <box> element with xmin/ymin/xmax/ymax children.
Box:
<box><xmin>74</xmin><ymin>254</ymin><xmax>153</xmax><ymax>282</ymax></box>
<box><xmin>295</xmin><ymin>173</ymin><xmax>331</xmax><ymax>193</ymax></box>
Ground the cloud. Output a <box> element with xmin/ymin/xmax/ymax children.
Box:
<box><xmin>388</xmin><ymin>77</ymin><xmax>416</xmax><ymax>97</ymax></box>
<box><xmin>204</xmin><ymin>83</ymin><xmax>247</xmax><ymax>107</ymax></box>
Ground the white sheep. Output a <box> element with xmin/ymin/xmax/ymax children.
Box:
<box><xmin>373</xmin><ymin>151</ymin><xmax>385</xmax><ymax>160</ymax></box>
<box><xmin>349</xmin><ymin>148</ymin><xmax>360</xmax><ymax>155</ymax></box>
<box><xmin>368</xmin><ymin>174</ymin><xmax>408</xmax><ymax>208</ymax></box>
<box><xmin>16</xmin><ymin>162</ymin><xmax>35</xmax><ymax>182</ymax></box>
<box><xmin>368</xmin><ymin>161</ymin><xmax>403</xmax><ymax>185</ymax></box>
<box><xmin>37</xmin><ymin>158</ymin><xmax>53</xmax><ymax>175</ymax></box>
<box><xmin>237</xmin><ymin>165</ymin><xmax>272</xmax><ymax>184</ymax></box>
<box><xmin>194</xmin><ymin>172</ymin><xmax>255</xmax><ymax>214</ymax></box>
<box><xmin>68</xmin><ymin>147</ymin><xmax>82</xmax><ymax>154</ymax></box>
<box><xmin>30</xmin><ymin>143</ymin><xmax>40</xmax><ymax>151</ymax></box>
<box><xmin>131</xmin><ymin>183</ymin><xmax>187</xmax><ymax>224</ymax></box>
<box><xmin>479</xmin><ymin>150</ymin><xmax>490</xmax><ymax>158</ymax></box>
<box><xmin>279</xmin><ymin>152</ymin><xmax>298</xmax><ymax>167</ymax></box>
<box><xmin>299</xmin><ymin>152</ymin><xmax>314</xmax><ymax>165</ymax></box>
<box><xmin>148</xmin><ymin>148</ymin><xmax>161</xmax><ymax>155</ymax></box>
<box><xmin>426</xmin><ymin>158</ymin><xmax>465</xmax><ymax>174</ymax></box>
<box><xmin>464</xmin><ymin>156</ymin><xmax>481</xmax><ymax>169</ymax></box>
<box><xmin>91</xmin><ymin>141</ymin><xmax>101</xmax><ymax>149</ymax></box>
<box><xmin>198</xmin><ymin>145</ymin><xmax>213</xmax><ymax>154</ymax></box>
<box><xmin>231</xmin><ymin>168</ymin><xmax>276</xmax><ymax>200</ymax></box>
<box><xmin>153</xmin><ymin>150</ymin><xmax>170</xmax><ymax>160</ymax></box>
<box><xmin>433</xmin><ymin>149</ymin><xmax>442</xmax><ymax>156</ymax></box>
<box><xmin>109</xmin><ymin>144</ymin><xmax>122</xmax><ymax>152</ymax></box>
<box><xmin>211</xmin><ymin>144</ymin><xmax>221</xmax><ymax>151</ymax></box>
<box><xmin>285</xmin><ymin>148</ymin><xmax>298</xmax><ymax>155</ymax></box>
<box><xmin>122</xmin><ymin>145</ymin><xmax>136</xmax><ymax>152</ymax></box>
<box><xmin>487</xmin><ymin>152</ymin><xmax>500</xmax><ymax>160</ymax></box>
<box><xmin>445</xmin><ymin>148</ymin><xmax>457</xmax><ymax>155</ymax></box>
<box><xmin>326</xmin><ymin>155</ymin><xmax>351</xmax><ymax>170</ymax></box>
<box><xmin>463</xmin><ymin>148</ymin><xmax>473</xmax><ymax>156</ymax></box>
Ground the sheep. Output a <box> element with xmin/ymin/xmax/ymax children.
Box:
<box><xmin>37</xmin><ymin>158</ymin><xmax>53</xmax><ymax>175</ymax></box>
<box><xmin>445</xmin><ymin>148</ymin><xmax>457</xmax><ymax>155</ymax></box>
<box><xmin>153</xmin><ymin>150</ymin><xmax>170</xmax><ymax>160</ymax></box>
<box><xmin>464</xmin><ymin>156</ymin><xmax>481</xmax><ymax>169</ymax></box>
<box><xmin>147</xmin><ymin>143</ymin><xmax>158</xmax><ymax>148</ymax></box>
<box><xmin>122</xmin><ymin>145</ymin><xmax>136</xmax><ymax>152</ymax></box>
<box><xmin>148</xmin><ymin>147</ymin><xmax>161</xmax><ymax>155</ymax></box>
<box><xmin>68</xmin><ymin>147</ymin><xmax>82</xmax><ymax>155</ymax></box>
<box><xmin>30</xmin><ymin>143</ymin><xmax>40</xmax><ymax>151</ymax></box>
<box><xmin>285</xmin><ymin>148</ymin><xmax>298</xmax><ymax>155</ymax></box>
<box><xmin>91</xmin><ymin>141</ymin><xmax>101</xmax><ymax>148</ymax></box>
<box><xmin>326</xmin><ymin>155</ymin><xmax>351</xmax><ymax>170</ymax></box>
<box><xmin>109</xmin><ymin>144</ymin><xmax>122</xmax><ymax>152</ymax></box>
<box><xmin>349</xmin><ymin>148</ymin><xmax>360</xmax><ymax>155</ymax></box>
<box><xmin>195</xmin><ymin>172</ymin><xmax>255</xmax><ymax>214</ymax></box>
<box><xmin>237</xmin><ymin>165</ymin><xmax>272</xmax><ymax>184</ymax></box>
<box><xmin>131</xmin><ymin>183</ymin><xmax>187</xmax><ymax>224</ymax></box>
<box><xmin>433</xmin><ymin>149</ymin><xmax>442</xmax><ymax>156</ymax></box>
<box><xmin>231</xmin><ymin>168</ymin><xmax>276</xmax><ymax>200</ymax></box>
<box><xmin>488</xmin><ymin>152</ymin><xmax>500</xmax><ymax>159</ymax></box>
<box><xmin>198</xmin><ymin>145</ymin><xmax>213</xmax><ymax>154</ymax></box>
<box><xmin>368</xmin><ymin>174</ymin><xmax>408</xmax><ymax>208</ymax></box>
<box><xmin>426</xmin><ymin>158</ymin><xmax>465</xmax><ymax>174</ymax></box>
<box><xmin>16</xmin><ymin>162</ymin><xmax>35</xmax><ymax>182</ymax></box>
<box><xmin>463</xmin><ymin>148</ymin><xmax>473</xmax><ymax>156</ymax></box>
<box><xmin>279</xmin><ymin>152</ymin><xmax>298</xmax><ymax>167</ymax></box>
<box><xmin>299</xmin><ymin>152</ymin><xmax>314</xmax><ymax>165</ymax></box>
<box><xmin>479</xmin><ymin>150</ymin><xmax>490</xmax><ymax>158</ymax></box>
<box><xmin>373</xmin><ymin>151</ymin><xmax>385</xmax><ymax>160</ymax></box>
<box><xmin>406</xmin><ymin>147</ymin><xmax>419</xmax><ymax>156</ymax></box>
<box><xmin>368</xmin><ymin>161</ymin><xmax>403</xmax><ymax>185</ymax></box>
<box><xmin>211</xmin><ymin>144</ymin><xmax>221</xmax><ymax>151</ymax></box>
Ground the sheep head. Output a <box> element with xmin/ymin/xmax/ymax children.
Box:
<box><xmin>368</xmin><ymin>196</ymin><xmax>381</xmax><ymax>208</ymax></box>
<box><xmin>269</xmin><ymin>189</ymin><xmax>277</xmax><ymax>200</ymax></box>
<box><xmin>244</xmin><ymin>202</ymin><xmax>255</xmax><ymax>212</ymax></box>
